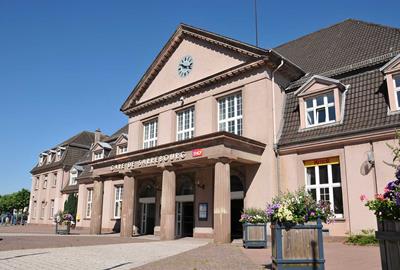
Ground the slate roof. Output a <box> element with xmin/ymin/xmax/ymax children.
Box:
<box><xmin>76</xmin><ymin>124</ymin><xmax>129</xmax><ymax>181</ymax></box>
<box><xmin>30</xmin><ymin>131</ymin><xmax>107</xmax><ymax>174</ymax></box>
<box><xmin>274</xmin><ymin>19</ymin><xmax>400</xmax><ymax>75</ymax></box>
<box><xmin>277</xmin><ymin>19</ymin><xmax>400</xmax><ymax>147</ymax></box>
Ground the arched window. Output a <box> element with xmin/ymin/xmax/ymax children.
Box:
<box><xmin>139</xmin><ymin>182</ymin><xmax>156</xmax><ymax>198</ymax></box>
<box><xmin>177</xmin><ymin>176</ymin><xmax>194</xmax><ymax>195</ymax></box>
<box><xmin>230</xmin><ymin>175</ymin><xmax>244</xmax><ymax>192</ymax></box>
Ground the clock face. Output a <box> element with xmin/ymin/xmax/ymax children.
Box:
<box><xmin>178</xmin><ymin>55</ymin><xmax>193</xmax><ymax>77</ymax></box>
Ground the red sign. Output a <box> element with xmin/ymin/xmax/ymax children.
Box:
<box><xmin>192</xmin><ymin>148</ymin><xmax>203</xmax><ymax>157</ymax></box>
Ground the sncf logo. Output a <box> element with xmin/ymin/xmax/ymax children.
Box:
<box><xmin>192</xmin><ymin>148</ymin><xmax>203</xmax><ymax>157</ymax></box>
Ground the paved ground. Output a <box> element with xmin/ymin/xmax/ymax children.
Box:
<box><xmin>0</xmin><ymin>225</ymin><xmax>381</xmax><ymax>270</ymax></box>
<box><xmin>0</xmin><ymin>237</ymin><xmax>209</xmax><ymax>270</ymax></box>
<box><xmin>0</xmin><ymin>224</ymin><xmax>90</xmax><ymax>235</ymax></box>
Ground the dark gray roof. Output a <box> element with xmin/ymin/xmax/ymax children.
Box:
<box><xmin>278</xmin><ymin>68</ymin><xmax>400</xmax><ymax>146</ymax></box>
<box><xmin>274</xmin><ymin>19</ymin><xmax>400</xmax><ymax>75</ymax></box>
<box><xmin>31</xmin><ymin>131</ymin><xmax>102</xmax><ymax>174</ymax></box>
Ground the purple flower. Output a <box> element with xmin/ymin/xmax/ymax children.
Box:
<box><xmin>395</xmin><ymin>166</ymin><xmax>400</xmax><ymax>180</ymax></box>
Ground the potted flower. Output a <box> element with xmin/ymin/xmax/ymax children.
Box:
<box><xmin>54</xmin><ymin>211</ymin><xmax>73</xmax><ymax>235</ymax></box>
<box><xmin>266</xmin><ymin>188</ymin><xmax>334</xmax><ymax>270</ymax></box>
<box><xmin>240</xmin><ymin>208</ymin><xmax>268</xmax><ymax>248</ymax></box>
<box><xmin>362</xmin><ymin>167</ymin><xmax>400</xmax><ymax>270</ymax></box>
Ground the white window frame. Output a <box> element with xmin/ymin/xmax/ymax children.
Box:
<box><xmin>32</xmin><ymin>201</ymin><xmax>37</xmax><ymax>218</ymax></box>
<box><xmin>305</xmin><ymin>162</ymin><xmax>343</xmax><ymax>218</ymax></box>
<box><xmin>143</xmin><ymin>119</ymin><xmax>158</xmax><ymax>149</ymax></box>
<box><xmin>56</xmin><ymin>149</ymin><xmax>64</xmax><ymax>161</ymax></box>
<box><xmin>117</xmin><ymin>144</ymin><xmax>128</xmax><ymax>155</ymax></box>
<box><xmin>217</xmin><ymin>93</ymin><xmax>243</xmax><ymax>136</ymax></box>
<box><xmin>86</xmin><ymin>189</ymin><xmax>93</xmax><ymax>218</ymax></box>
<box><xmin>176</xmin><ymin>107</ymin><xmax>195</xmax><ymax>141</ymax></box>
<box><xmin>94</xmin><ymin>150</ymin><xmax>104</xmax><ymax>160</ymax></box>
<box><xmin>69</xmin><ymin>170</ymin><xmax>78</xmax><ymax>185</ymax></box>
<box><xmin>52</xmin><ymin>173</ymin><xmax>57</xmax><ymax>187</ymax></box>
<box><xmin>49</xmin><ymin>200</ymin><xmax>54</xmax><ymax>219</ymax></box>
<box><xmin>34</xmin><ymin>177</ymin><xmax>39</xmax><ymax>190</ymax></box>
<box><xmin>40</xmin><ymin>201</ymin><xmax>46</xmax><ymax>219</ymax></box>
<box><xmin>305</xmin><ymin>92</ymin><xmax>336</xmax><ymax>127</ymax></box>
<box><xmin>393</xmin><ymin>74</ymin><xmax>400</xmax><ymax>110</ymax></box>
<box><xmin>43</xmin><ymin>175</ymin><xmax>48</xmax><ymax>189</ymax></box>
<box><xmin>47</xmin><ymin>153</ymin><xmax>52</xmax><ymax>163</ymax></box>
<box><xmin>114</xmin><ymin>186</ymin><xmax>123</xmax><ymax>219</ymax></box>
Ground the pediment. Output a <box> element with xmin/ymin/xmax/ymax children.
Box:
<box><xmin>380</xmin><ymin>54</ymin><xmax>400</xmax><ymax>74</ymax></box>
<box><xmin>115</xmin><ymin>134</ymin><xmax>128</xmax><ymax>145</ymax></box>
<box><xmin>296</xmin><ymin>75</ymin><xmax>345</xmax><ymax>97</ymax></box>
<box><xmin>121</xmin><ymin>24</ymin><xmax>267</xmax><ymax>112</ymax></box>
<box><xmin>92</xmin><ymin>142</ymin><xmax>112</xmax><ymax>152</ymax></box>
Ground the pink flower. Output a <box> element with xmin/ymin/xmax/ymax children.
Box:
<box><xmin>375</xmin><ymin>194</ymin><xmax>384</xmax><ymax>201</ymax></box>
<box><xmin>360</xmin><ymin>194</ymin><xmax>368</xmax><ymax>202</ymax></box>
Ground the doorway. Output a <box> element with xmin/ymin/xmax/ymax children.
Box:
<box><xmin>231</xmin><ymin>175</ymin><xmax>244</xmax><ymax>240</ymax></box>
<box><xmin>175</xmin><ymin>175</ymin><xmax>194</xmax><ymax>238</ymax></box>
<box><xmin>176</xmin><ymin>201</ymin><xmax>194</xmax><ymax>237</ymax></box>
<box><xmin>139</xmin><ymin>181</ymin><xmax>156</xmax><ymax>235</ymax></box>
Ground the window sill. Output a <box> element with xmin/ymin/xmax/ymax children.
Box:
<box><xmin>299</xmin><ymin>121</ymin><xmax>342</xmax><ymax>132</ymax></box>
<box><xmin>111</xmin><ymin>218</ymin><xmax>121</xmax><ymax>221</ymax></box>
<box><xmin>83</xmin><ymin>217</ymin><xmax>91</xmax><ymax>220</ymax></box>
<box><xmin>333</xmin><ymin>218</ymin><xmax>345</xmax><ymax>222</ymax></box>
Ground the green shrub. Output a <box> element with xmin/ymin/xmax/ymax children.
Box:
<box><xmin>345</xmin><ymin>229</ymin><xmax>378</xmax><ymax>246</ymax></box>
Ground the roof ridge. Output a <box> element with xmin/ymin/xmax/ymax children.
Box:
<box><xmin>274</xmin><ymin>18</ymin><xmax>400</xmax><ymax>50</ymax></box>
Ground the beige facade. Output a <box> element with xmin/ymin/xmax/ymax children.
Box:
<box><xmin>32</xmin><ymin>21</ymin><xmax>400</xmax><ymax>241</ymax></box>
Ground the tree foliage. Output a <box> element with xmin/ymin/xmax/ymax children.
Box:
<box><xmin>0</xmin><ymin>189</ymin><xmax>30</xmax><ymax>213</ymax></box>
<box><xmin>63</xmin><ymin>193</ymin><xmax>78</xmax><ymax>219</ymax></box>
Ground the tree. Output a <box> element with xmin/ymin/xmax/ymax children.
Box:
<box><xmin>64</xmin><ymin>193</ymin><xmax>78</xmax><ymax>219</ymax></box>
<box><xmin>0</xmin><ymin>189</ymin><xmax>30</xmax><ymax>214</ymax></box>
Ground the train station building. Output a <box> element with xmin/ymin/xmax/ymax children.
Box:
<box><xmin>29</xmin><ymin>19</ymin><xmax>400</xmax><ymax>242</ymax></box>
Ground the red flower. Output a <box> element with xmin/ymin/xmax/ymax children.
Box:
<box><xmin>375</xmin><ymin>194</ymin><xmax>384</xmax><ymax>201</ymax></box>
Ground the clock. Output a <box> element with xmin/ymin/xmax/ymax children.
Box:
<box><xmin>178</xmin><ymin>55</ymin><xmax>193</xmax><ymax>77</ymax></box>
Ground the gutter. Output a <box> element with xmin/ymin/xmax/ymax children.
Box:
<box><xmin>271</xmin><ymin>59</ymin><xmax>284</xmax><ymax>194</ymax></box>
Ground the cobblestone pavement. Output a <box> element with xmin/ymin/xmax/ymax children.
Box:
<box><xmin>133</xmin><ymin>243</ymin><xmax>261</xmax><ymax>270</ymax></box>
<box><xmin>0</xmin><ymin>238</ymin><xmax>209</xmax><ymax>270</ymax></box>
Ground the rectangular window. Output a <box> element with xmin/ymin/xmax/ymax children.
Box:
<box><xmin>394</xmin><ymin>74</ymin><xmax>400</xmax><ymax>110</ymax></box>
<box><xmin>32</xmin><ymin>201</ymin><xmax>37</xmax><ymax>218</ymax></box>
<box><xmin>305</xmin><ymin>157</ymin><xmax>343</xmax><ymax>218</ymax></box>
<box><xmin>305</xmin><ymin>92</ymin><xmax>336</xmax><ymax>127</ymax></box>
<box><xmin>218</xmin><ymin>93</ymin><xmax>243</xmax><ymax>136</ymax></box>
<box><xmin>177</xmin><ymin>107</ymin><xmax>195</xmax><ymax>141</ymax></box>
<box><xmin>43</xmin><ymin>175</ymin><xmax>48</xmax><ymax>189</ymax></box>
<box><xmin>47</xmin><ymin>153</ymin><xmax>52</xmax><ymax>163</ymax></box>
<box><xmin>143</xmin><ymin>119</ymin><xmax>158</xmax><ymax>149</ymax></box>
<box><xmin>40</xmin><ymin>201</ymin><xmax>46</xmax><ymax>219</ymax></box>
<box><xmin>34</xmin><ymin>177</ymin><xmax>39</xmax><ymax>190</ymax></box>
<box><xmin>69</xmin><ymin>171</ymin><xmax>78</xmax><ymax>185</ymax></box>
<box><xmin>114</xmin><ymin>186</ymin><xmax>123</xmax><ymax>218</ymax></box>
<box><xmin>53</xmin><ymin>173</ymin><xmax>57</xmax><ymax>187</ymax></box>
<box><xmin>86</xmin><ymin>189</ymin><xmax>93</xmax><ymax>218</ymax></box>
<box><xmin>117</xmin><ymin>144</ymin><xmax>128</xmax><ymax>154</ymax></box>
<box><xmin>49</xmin><ymin>200</ymin><xmax>55</xmax><ymax>219</ymax></box>
<box><xmin>94</xmin><ymin>150</ymin><xmax>104</xmax><ymax>160</ymax></box>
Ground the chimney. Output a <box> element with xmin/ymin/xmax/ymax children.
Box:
<box><xmin>95</xmin><ymin>128</ymin><xmax>102</xmax><ymax>143</ymax></box>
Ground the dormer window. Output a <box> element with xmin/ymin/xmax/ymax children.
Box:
<box><xmin>47</xmin><ymin>153</ymin><xmax>52</xmax><ymax>164</ymax></box>
<box><xmin>117</xmin><ymin>144</ymin><xmax>128</xmax><ymax>154</ymax></box>
<box><xmin>56</xmin><ymin>147</ymin><xmax>65</xmax><ymax>161</ymax></box>
<box><xmin>394</xmin><ymin>74</ymin><xmax>400</xmax><ymax>110</ymax></box>
<box><xmin>115</xmin><ymin>134</ymin><xmax>129</xmax><ymax>155</ymax></box>
<box><xmin>380</xmin><ymin>54</ymin><xmax>400</xmax><ymax>112</ymax></box>
<box><xmin>297</xmin><ymin>75</ymin><xmax>346</xmax><ymax>130</ymax></box>
<box><xmin>94</xmin><ymin>150</ymin><xmax>104</xmax><ymax>160</ymax></box>
<box><xmin>69</xmin><ymin>168</ymin><xmax>78</xmax><ymax>185</ymax></box>
<box><xmin>305</xmin><ymin>92</ymin><xmax>336</xmax><ymax>127</ymax></box>
<box><xmin>39</xmin><ymin>153</ymin><xmax>48</xmax><ymax>166</ymax></box>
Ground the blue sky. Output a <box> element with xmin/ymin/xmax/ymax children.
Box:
<box><xmin>1</xmin><ymin>0</ymin><xmax>399</xmax><ymax>195</ymax></box>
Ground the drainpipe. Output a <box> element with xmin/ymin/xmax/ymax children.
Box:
<box><xmin>369</xmin><ymin>141</ymin><xmax>378</xmax><ymax>194</ymax></box>
<box><xmin>271</xmin><ymin>59</ymin><xmax>284</xmax><ymax>194</ymax></box>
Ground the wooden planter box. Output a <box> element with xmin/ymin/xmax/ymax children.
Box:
<box><xmin>55</xmin><ymin>223</ymin><xmax>71</xmax><ymax>235</ymax></box>
<box><xmin>243</xmin><ymin>223</ymin><xmax>267</xmax><ymax>248</ymax></box>
<box><xmin>376</xmin><ymin>220</ymin><xmax>400</xmax><ymax>270</ymax></box>
<box><xmin>271</xmin><ymin>219</ymin><xmax>325</xmax><ymax>270</ymax></box>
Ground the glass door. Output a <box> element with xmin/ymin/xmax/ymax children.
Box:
<box><xmin>175</xmin><ymin>202</ymin><xmax>183</xmax><ymax>237</ymax></box>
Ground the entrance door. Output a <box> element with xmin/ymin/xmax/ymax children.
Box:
<box><xmin>231</xmin><ymin>199</ymin><xmax>244</xmax><ymax>239</ymax></box>
<box><xmin>175</xmin><ymin>201</ymin><xmax>194</xmax><ymax>237</ymax></box>
<box><xmin>140</xmin><ymin>203</ymin><xmax>155</xmax><ymax>235</ymax></box>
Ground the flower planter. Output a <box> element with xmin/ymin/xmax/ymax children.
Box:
<box><xmin>55</xmin><ymin>223</ymin><xmax>71</xmax><ymax>235</ymax></box>
<box><xmin>271</xmin><ymin>219</ymin><xmax>325</xmax><ymax>270</ymax></box>
<box><xmin>243</xmin><ymin>223</ymin><xmax>267</xmax><ymax>248</ymax></box>
<box><xmin>375</xmin><ymin>220</ymin><xmax>400</xmax><ymax>270</ymax></box>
